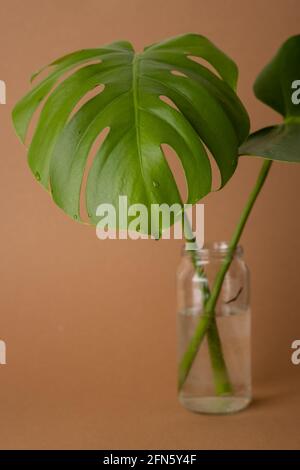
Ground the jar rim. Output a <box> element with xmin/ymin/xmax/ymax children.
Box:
<box><xmin>183</xmin><ymin>241</ymin><xmax>243</xmax><ymax>258</ymax></box>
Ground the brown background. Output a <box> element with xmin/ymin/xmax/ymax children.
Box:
<box><xmin>0</xmin><ymin>0</ymin><xmax>300</xmax><ymax>450</ymax></box>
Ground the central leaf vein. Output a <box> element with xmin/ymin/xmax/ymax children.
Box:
<box><xmin>132</xmin><ymin>53</ymin><xmax>149</xmax><ymax>198</ymax></box>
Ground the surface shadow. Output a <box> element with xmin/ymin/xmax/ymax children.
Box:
<box><xmin>250</xmin><ymin>390</ymin><xmax>288</xmax><ymax>411</ymax></box>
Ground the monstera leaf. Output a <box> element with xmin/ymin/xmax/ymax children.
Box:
<box><xmin>240</xmin><ymin>35</ymin><xmax>300</xmax><ymax>162</ymax></box>
<box><xmin>13</xmin><ymin>34</ymin><xmax>249</xmax><ymax>232</ymax></box>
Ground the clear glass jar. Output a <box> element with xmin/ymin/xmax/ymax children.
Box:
<box><xmin>177</xmin><ymin>242</ymin><xmax>251</xmax><ymax>414</ymax></box>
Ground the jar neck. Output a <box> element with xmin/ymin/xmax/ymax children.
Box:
<box><xmin>183</xmin><ymin>241</ymin><xmax>243</xmax><ymax>264</ymax></box>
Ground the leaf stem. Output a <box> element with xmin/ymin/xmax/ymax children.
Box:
<box><xmin>179</xmin><ymin>159</ymin><xmax>273</xmax><ymax>390</ymax></box>
<box><xmin>183</xmin><ymin>213</ymin><xmax>233</xmax><ymax>395</ymax></box>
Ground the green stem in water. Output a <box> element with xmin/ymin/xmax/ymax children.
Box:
<box><xmin>179</xmin><ymin>159</ymin><xmax>273</xmax><ymax>390</ymax></box>
<box><xmin>207</xmin><ymin>319</ymin><xmax>232</xmax><ymax>394</ymax></box>
<box><xmin>183</xmin><ymin>214</ymin><xmax>232</xmax><ymax>395</ymax></box>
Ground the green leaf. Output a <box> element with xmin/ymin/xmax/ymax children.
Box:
<box><xmin>240</xmin><ymin>35</ymin><xmax>300</xmax><ymax>162</ymax></box>
<box><xmin>13</xmin><ymin>34</ymin><xmax>249</xmax><ymax>231</ymax></box>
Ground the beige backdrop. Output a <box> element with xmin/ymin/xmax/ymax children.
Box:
<box><xmin>0</xmin><ymin>0</ymin><xmax>300</xmax><ymax>450</ymax></box>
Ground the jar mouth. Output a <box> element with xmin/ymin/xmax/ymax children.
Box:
<box><xmin>183</xmin><ymin>241</ymin><xmax>243</xmax><ymax>259</ymax></box>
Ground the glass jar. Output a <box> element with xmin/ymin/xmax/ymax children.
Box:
<box><xmin>177</xmin><ymin>242</ymin><xmax>251</xmax><ymax>414</ymax></box>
